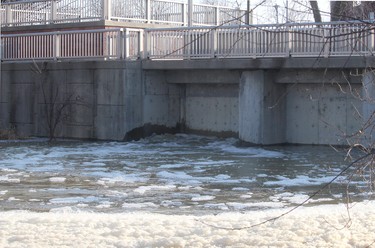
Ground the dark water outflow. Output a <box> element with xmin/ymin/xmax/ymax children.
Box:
<box><xmin>0</xmin><ymin>134</ymin><xmax>370</xmax><ymax>214</ymax></box>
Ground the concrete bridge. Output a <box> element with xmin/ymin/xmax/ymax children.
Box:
<box><xmin>1</xmin><ymin>0</ymin><xmax>375</xmax><ymax>145</ymax></box>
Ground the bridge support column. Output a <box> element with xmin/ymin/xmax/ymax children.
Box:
<box><xmin>239</xmin><ymin>70</ymin><xmax>286</xmax><ymax>145</ymax></box>
<box><xmin>362</xmin><ymin>70</ymin><xmax>375</xmax><ymax>145</ymax></box>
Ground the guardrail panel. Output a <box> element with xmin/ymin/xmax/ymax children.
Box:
<box><xmin>2</xmin><ymin>21</ymin><xmax>375</xmax><ymax>61</ymax></box>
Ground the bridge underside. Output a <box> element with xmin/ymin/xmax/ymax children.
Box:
<box><xmin>1</xmin><ymin>60</ymin><xmax>374</xmax><ymax>145</ymax></box>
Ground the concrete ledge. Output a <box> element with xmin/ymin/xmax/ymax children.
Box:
<box><xmin>142</xmin><ymin>57</ymin><xmax>375</xmax><ymax>70</ymax></box>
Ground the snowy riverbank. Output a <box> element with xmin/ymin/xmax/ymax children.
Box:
<box><xmin>1</xmin><ymin>202</ymin><xmax>374</xmax><ymax>247</ymax></box>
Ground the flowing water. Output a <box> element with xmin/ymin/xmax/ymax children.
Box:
<box><xmin>0</xmin><ymin>134</ymin><xmax>374</xmax><ymax>247</ymax></box>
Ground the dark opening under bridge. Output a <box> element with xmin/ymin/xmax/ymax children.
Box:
<box><xmin>1</xmin><ymin>0</ymin><xmax>375</xmax><ymax>146</ymax></box>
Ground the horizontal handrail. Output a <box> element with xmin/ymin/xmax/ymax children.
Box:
<box><xmin>1</xmin><ymin>21</ymin><xmax>374</xmax><ymax>61</ymax></box>
<box><xmin>145</xmin><ymin>20</ymin><xmax>375</xmax><ymax>31</ymax></box>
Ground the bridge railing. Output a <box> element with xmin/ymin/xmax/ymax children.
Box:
<box><xmin>0</xmin><ymin>0</ymin><xmax>247</xmax><ymax>27</ymax></box>
<box><xmin>1</xmin><ymin>28</ymin><xmax>144</xmax><ymax>61</ymax></box>
<box><xmin>146</xmin><ymin>21</ymin><xmax>375</xmax><ymax>59</ymax></box>
<box><xmin>1</xmin><ymin>0</ymin><xmax>102</xmax><ymax>26</ymax></box>
<box><xmin>1</xmin><ymin>21</ymin><xmax>374</xmax><ymax>61</ymax></box>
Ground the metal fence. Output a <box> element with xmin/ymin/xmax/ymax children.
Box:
<box><xmin>1</xmin><ymin>21</ymin><xmax>374</xmax><ymax>61</ymax></box>
<box><xmin>146</xmin><ymin>21</ymin><xmax>375</xmax><ymax>59</ymax></box>
<box><xmin>0</xmin><ymin>0</ymin><xmax>248</xmax><ymax>27</ymax></box>
<box><xmin>2</xmin><ymin>28</ymin><xmax>143</xmax><ymax>61</ymax></box>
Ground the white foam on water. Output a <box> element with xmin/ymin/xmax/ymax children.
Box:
<box><xmin>122</xmin><ymin>202</ymin><xmax>158</xmax><ymax>209</ymax></box>
<box><xmin>156</xmin><ymin>171</ymin><xmax>246</xmax><ymax>185</ymax></box>
<box><xmin>81</xmin><ymin>161</ymin><xmax>107</xmax><ymax>167</ymax></box>
<box><xmin>0</xmin><ymin>168</ymin><xmax>18</xmax><ymax>172</ymax></box>
<box><xmin>133</xmin><ymin>185</ymin><xmax>176</xmax><ymax>195</ymax></box>
<box><xmin>240</xmin><ymin>194</ymin><xmax>253</xmax><ymax>199</ymax></box>
<box><xmin>159</xmin><ymin>163</ymin><xmax>190</xmax><ymax>169</ymax></box>
<box><xmin>95</xmin><ymin>201</ymin><xmax>113</xmax><ymax>209</ymax></box>
<box><xmin>191</xmin><ymin>195</ymin><xmax>215</xmax><ymax>201</ymax></box>
<box><xmin>212</xmin><ymin>140</ymin><xmax>284</xmax><ymax>158</ymax></box>
<box><xmin>1</xmin><ymin>202</ymin><xmax>373</xmax><ymax>247</ymax></box>
<box><xmin>49</xmin><ymin>196</ymin><xmax>101</xmax><ymax>204</ymax></box>
<box><xmin>232</xmin><ymin>187</ymin><xmax>249</xmax><ymax>191</ymax></box>
<box><xmin>94</xmin><ymin>172</ymin><xmax>148</xmax><ymax>185</ymax></box>
<box><xmin>264</xmin><ymin>175</ymin><xmax>345</xmax><ymax>187</ymax></box>
<box><xmin>49</xmin><ymin>177</ymin><xmax>66</xmax><ymax>183</ymax></box>
<box><xmin>7</xmin><ymin>197</ymin><xmax>20</xmax><ymax>201</ymax></box>
<box><xmin>0</xmin><ymin>176</ymin><xmax>20</xmax><ymax>183</ymax></box>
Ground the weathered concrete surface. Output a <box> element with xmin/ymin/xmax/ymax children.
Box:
<box><xmin>239</xmin><ymin>71</ymin><xmax>286</xmax><ymax>145</ymax></box>
<box><xmin>142</xmin><ymin>70</ymin><xmax>181</xmax><ymax>128</ymax></box>
<box><xmin>166</xmin><ymin>70</ymin><xmax>240</xmax><ymax>135</ymax></box>
<box><xmin>0</xmin><ymin>61</ymin><xmax>369</xmax><ymax>145</ymax></box>
<box><xmin>166</xmin><ymin>70</ymin><xmax>241</xmax><ymax>84</ymax></box>
<box><xmin>1</xmin><ymin>64</ymin><xmax>35</xmax><ymax>136</ymax></box>
<box><xmin>1</xmin><ymin>61</ymin><xmax>145</xmax><ymax>140</ymax></box>
<box><xmin>286</xmin><ymin>84</ymin><xmax>362</xmax><ymax>145</ymax></box>
<box><xmin>362</xmin><ymin>70</ymin><xmax>375</xmax><ymax>145</ymax></box>
<box><xmin>185</xmin><ymin>84</ymin><xmax>238</xmax><ymax>135</ymax></box>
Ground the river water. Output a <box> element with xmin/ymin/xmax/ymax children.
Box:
<box><xmin>0</xmin><ymin>134</ymin><xmax>374</xmax><ymax>247</ymax></box>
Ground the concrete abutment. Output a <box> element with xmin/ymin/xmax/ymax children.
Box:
<box><xmin>0</xmin><ymin>61</ymin><xmax>369</xmax><ymax>145</ymax></box>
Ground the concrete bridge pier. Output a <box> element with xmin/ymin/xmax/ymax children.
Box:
<box><xmin>239</xmin><ymin>70</ymin><xmax>286</xmax><ymax>145</ymax></box>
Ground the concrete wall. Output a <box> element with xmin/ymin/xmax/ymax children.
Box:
<box><xmin>285</xmin><ymin>83</ymin><xmax>362</xmax><ymax>145</ymax></box>
<box><xmin>142</xmin><ymin>70</ymin><xmax>181</xmax><ymax>128</ymax></box>
<box><xmin>0</xmin><ymin>61</ymin><xmax>145</xmax><ymax>140</ymax></box>
<box><xmin>0</xmin><ymin>61</ymin><xmax>368</xmax><ymax>145</ymax></box>
<box><xmin>362</xmin><ymin>70</ymin><xmax>375</xmax><ymax>146</ymax></box>
<box><xmin>2</xmin><ymin>65</ymin><xmax>35</xmax><ymax>136</ymax></box>
<box><xmin>94</xmin><ymin>62</ymin><xmax>143</xmax><ymax>140</ymax></box>
<box><xmin>166</xmin><ymin>70</ymin><xmax>240</xmax><ymax>136</ymax></box>
<box><xmin>238</xmin><ymin>69</ymin><xmax>363</xmax><ymax>145</ymax></box>
<box><xmin>184</xmin><ymin>84</ymin><xmax>238</xmax><ymax>135</ymax></box>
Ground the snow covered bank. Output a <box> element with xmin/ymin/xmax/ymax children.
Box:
<box><xmin>1</xmin><ymin>202</ymin><xmax>374</xmax><ymax>248</ymax></box>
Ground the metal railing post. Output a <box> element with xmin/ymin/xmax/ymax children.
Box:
<box><xmin>102</xmin><ymin>0</ymin><xmax>111</xmax><ymax>21</ymax></box>
<box><xmin>138</xmin><ymin>29</ymin><xmax>144</xmax><ymax>59</ymax></box>
<box><xmin>188</xmin><ymin>0</ymin><xmax>193</xmax><ymax>27</ymax></box>
<box><xmin>118</xmin><ymin>28</ymin><xmax>124</xmax><ymax>59</ymax></box>
<box><xmin>53</xmin><ymin>32</ymin><xmax>60</xmax><ymax>60</ymax></box>
<box><xmin>368</xmin><ymin>26</ymin><xmax>374</xmax><ymax>56</ymax></box>
<box><xmin>285</xmin><ymin>26</ymin><xmax>291</xmax><ymax>57</ymax></box>
<box><xmin>143</xmin><ymin>29</ymin><xmax>149</xmax><ymax>59</ymax></box>
<box><xmin>211</xmin><ymin>28</ymin><xmax>217</xmax><ymax>58</ymax></box>
<box><xmin>146</xmin><ymin>0</ymin><xmax>151</xmax><ymax>24</ymax></box>
<box><xmin>5</xmin><ymin>5</ymin><xmax>12</xmax><ymax>27</ymax></box>
<box><xmin>51</xmin><ymin>0</ymin><xmax>57</xmax><ymax>24</ymax></box>
<box><xmin>182</xmin><ymin>3</ymin><xmax>188</xmax><ymax>26</ymax></box>
<box><xmin>323</xmin><ymin>28</ymin><xmax>330</xmax><ymax>58</ymax></box>
<box><xmin>215</xmin><ymin>7</ymin><xmax>219</xmax><ymax>26</ymax></box>
<box><xmin>187</xmin><ymin>29</ymin><xmax>191</xmax><ymax>59</ymax></box>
